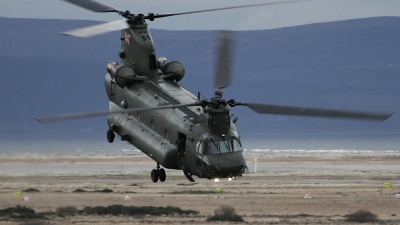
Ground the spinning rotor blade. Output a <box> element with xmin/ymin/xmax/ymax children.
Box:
<box><xmin>62</xmin><ymin>0</ymin><xmax>119</xmax><ymax>13</ymax></box>
<box><xmin>61</xmin><ymin>0</ymin><xmax>126</xmax><ymax>37</ymax></box>
<box><xmin>61</xmin><ymin>20</ymin><xmax>128</xmax><ymax>38</ymax></box>
<box><xmin>151</xmin><ymin>0</ymin><xmax>312</xmax><ymax>19</ymax></box>
<box><xmin>242</xmin><ymin>102</ymin><xmax>393</xmax><ymax>121</ymax></box>
<box><xmin>60</xmin><ymin>0</ymin><xmax>312</xmax><ymax>37</ymax></box>
<box><xmin>35</xmin><ymin>102</ymin><xmax>203</xmax><ymax>123</ymax></box>
<box><xmin>214</xmin><ymin>31</ymin><xmax>234</xmax><ymax>90</ymax></box>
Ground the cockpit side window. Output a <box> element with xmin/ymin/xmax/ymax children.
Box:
<box><xmin>231</xmin><ymin>139</ymin><xmax>243</xmax><ymax>152</ymax></box>
<box><xmin>204</xmin><ymin>141</ymin><xmax>219</xmax><ymax>154</ymax></box>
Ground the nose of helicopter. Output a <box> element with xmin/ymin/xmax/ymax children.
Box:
<box><xmin>204</xmin><ymin>151</ymin><xmax>246</xmax><ymax>178</ymax></box>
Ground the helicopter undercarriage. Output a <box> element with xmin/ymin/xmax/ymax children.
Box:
<box><xmin>107</xmin><ymin>126</ymin><xmax>171</xmax><ymax>182</ymax></box>
<box><xmin>106</xmin><ymin>112</ymin><xmax>199</xmax><ymax>183</ymax></box>
<box><xmin>151</xmin><ymin>163</ymin><xmax>166</xmax><ymax>182</ymax></box>
<box><xmin>105</xmin><ymin>103</ymin><xmax>185</xmax><ymax>182</ymax></box>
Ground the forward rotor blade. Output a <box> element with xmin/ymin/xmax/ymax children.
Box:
<box><xmin>61</xmin><ymin>20</ymin><xmax>128</xmax><ymax>38</ymax></box>
<box><xmin>151</xmin><ymin>0</ymin><xmax>312</xmax><ymax>19</ymax></box>
<box><xmin>35</xmin><ymin>102</ymin><xmax>203</xmax><ymax>123</ymax></box>
<box><xmin>243</xmin><ymin>102</ymin><xmax>393</xmax><ymax>121</ymax></box>
<box><xmin>62</xmin><ymin>0</ymin><xmax>119</xmax><ymax>13</ymax></box>
<box><xmin>214</xmin><ymin>31</ymin><xmax>234</xmax><ymax>90</ymax></box>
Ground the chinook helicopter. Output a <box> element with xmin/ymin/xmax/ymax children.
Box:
<box><xmin>36</xmin><ymin>0</ymin><xmax>393</xmax><ymax>183</ymax></box>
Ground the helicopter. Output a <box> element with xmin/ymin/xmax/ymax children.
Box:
<box><xmin>36</xmin><ymin>0</ymin><xmax>394</xmax><ymax>183</ymax></box>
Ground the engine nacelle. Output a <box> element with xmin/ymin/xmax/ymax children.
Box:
<box><xmin>106</xmin><ymin>61</ymin><xmax>135</xmax><ymax>87</ymax></box>
<box><xmin>157</xmin><ymin>57</ymin><xmax>185</xmax><ymax>82</ymax></box>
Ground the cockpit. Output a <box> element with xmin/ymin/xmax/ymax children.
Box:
<box><xmin>200</xmin><ymin>139</ymin><xmax>243</xmax><ymax>155</ymax></box>
<box><xmin>196</xmin><ymin>130</ymin><xmax>243</xmax><ymax>155</ymax></box>
<box><xmin>194</xmin><ymin>131</ymin><xmax>246</xmax><ymax>179</ymax></box>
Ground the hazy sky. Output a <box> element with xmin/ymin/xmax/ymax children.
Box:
<box><xmin>1</xmin><ymin>0</ymin><xmax>400</xmax><ymax>30</ymax></box>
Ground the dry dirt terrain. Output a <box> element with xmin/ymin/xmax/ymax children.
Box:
<box><xmin>0</xmin><ymin>152</ymin><xmax>399</xmax><ymax>224</ymax></box>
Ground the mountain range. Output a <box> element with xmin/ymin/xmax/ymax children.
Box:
<box><xmin>1</xmin><ymin>16</ymin><xmax>400</xmax><ymax>145</ymax></box>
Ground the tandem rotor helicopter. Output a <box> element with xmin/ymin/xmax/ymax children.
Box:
<box><xmin>36</xmin><ymin>0</ymin><xmax>393</xmax><ymax>183</ymax></box>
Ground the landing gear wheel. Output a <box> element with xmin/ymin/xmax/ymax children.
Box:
<box><xmin>158</xmin><ymin>168</ymin><xmax>166</xmax><ymax>182</ymax></box>
<box><xmin>151</xmin><ymin>169</ymin><xmax>159</xmax><ymax>183</ymax></box>
<box><xmin>107</xmin><ymin>130</ymin><xmax>115</xmax><ymax>143</ymax></box>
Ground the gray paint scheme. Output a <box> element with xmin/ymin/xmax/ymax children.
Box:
<box><xmin>103</xmin><ymin>23</ymin><xmax>246</xmax><ymax>179</ymax></box>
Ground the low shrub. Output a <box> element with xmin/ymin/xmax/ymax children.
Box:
<box><xmin>10</xmin><ymin>213</ymin><xmax>44</xmax><ymax>219</ymax></box>
<box><xmin>206</xmin><ymin>205</ymin><xmax>244</xmax><ymax>222</ymax></box>
<box><xmin>345</xmin><ymin>210</ymin><xmax>378</xmax><ymax>223</ymax></box>
<box><xmin>23</xmin><ymin>188</ymin><xmax>39</xmax><ymax>193</ymax></box>
<box><xmin>56</xmin><ymin>206</ymin><xmax>77</xmax><ymax>216</ymax></box>
<box><xmin>0</xmin><ymin>204</ymin><xmax>199</xmax><ymax>220</ymax></box>
<box><xmin>93</xmin><ymin>188</ymin><xmax>113</xmax><ymax>193</ymax></box>
<box><xmin>0</xmin><ymin>205</ymin><xmax>35</xmax><ymax>214</ymax></box>
<box><xmin>73</xmin><ymin>188</ymin><xmax>87</xmax><ymax>193</ymax></box>
<box><xmin>79</xmin><ymin>205</ymin><xmax>198</xmax><ymax>216</ymax></box>
<box><xmin>0</xmin><ymin>205</ymin><xmax>46</xmax><ymax>220</ymax></box>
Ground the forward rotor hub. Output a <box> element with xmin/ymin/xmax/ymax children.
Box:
<box><xmin>210</xmin><ymin>90</ymin><xmax>227</xmax><ymax>107</ymax></box>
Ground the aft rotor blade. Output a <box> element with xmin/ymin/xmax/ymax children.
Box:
<box><xmin>35</xmin><ymin>102</ymin><xmax>203</xmax><ymax>123</ymax></box>
<box><xmin>214</xmin><ymin>31</ymin><xmax>234</xmax><ymax>90</ymax></box>
<box><xmin>243</xmin><ymin>102</ymin><xmax>393</xmax><ymax>121</ymax></box>
<box><xmin>61</xmin><ymin>20</ymin><xmax>128</xmax><ymax>38</ymax></box>
<box><xmin>62</xmin><ymin>0</ymin><xmax>119</xmax><ymax>13</ymax></box>
<box><xmin>151</xmin><ymin>0</ymin><xmax>311</xmax><ymax>19</ymax></box>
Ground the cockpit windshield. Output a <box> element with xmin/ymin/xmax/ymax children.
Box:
<box><xmin>203</xmin><ymin>139</ymin><xmax>243</xmax><ymax>155</ymax></box>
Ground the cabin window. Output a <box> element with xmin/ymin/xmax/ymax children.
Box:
<box><xmin>203</xmin><ymin>139</ymin><xmax>243</xmax><ymax>155</ymax></box>
<box><xmin>151</xmin><ymin>119</ymin><xmax>155</xmax><ymax>129</ymax></box>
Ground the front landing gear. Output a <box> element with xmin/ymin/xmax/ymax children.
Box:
<box><xmin>151</xmin><ymin>163</ymin><xmax>166</xmax><ymax>183</ymax></box>
<box><xmin>107</xmin><ymin>130</ymin><xmax>115</xmax><ymax>143</ymax></box>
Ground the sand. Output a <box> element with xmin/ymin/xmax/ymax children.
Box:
<box><xmin>0</xmin><ymin>152</ymin><xmax>400</xmax><ymax>224</ymax></box>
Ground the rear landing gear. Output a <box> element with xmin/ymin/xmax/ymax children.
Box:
<box><xmin>151</xmin><ymin>169</ymin><xmax>158</xmax><ymax>183</ymax></box>
<box><xmin>151</xmin><ymin>163</ymin><xmax>166</xmax><ymax>183</ymax></box>
<box><xmin>158</xmin><ymin>168</ymin><xmax>166</xmax><ymax>182</ymax></box>
<box><xmin>107</xmin><ymin>130</ymin><xmax>115</xmax><ymax>143</ymax></box>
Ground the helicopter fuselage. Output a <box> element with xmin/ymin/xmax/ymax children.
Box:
<box><xmin>104</xmin><ymin>23</ymin><xmax>247</xmax><ymax>181</ymax></box>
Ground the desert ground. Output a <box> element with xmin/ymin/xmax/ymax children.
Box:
<box><xmin>0</xmin><ymin>152</ymin><xmax>400</xmax><ymax>224</ymax></box>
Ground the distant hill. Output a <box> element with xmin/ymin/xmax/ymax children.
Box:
<box><xmin>1</xmin><ymin>16</ymin><xmax>400</xmax><ymax>142</ymax></box>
